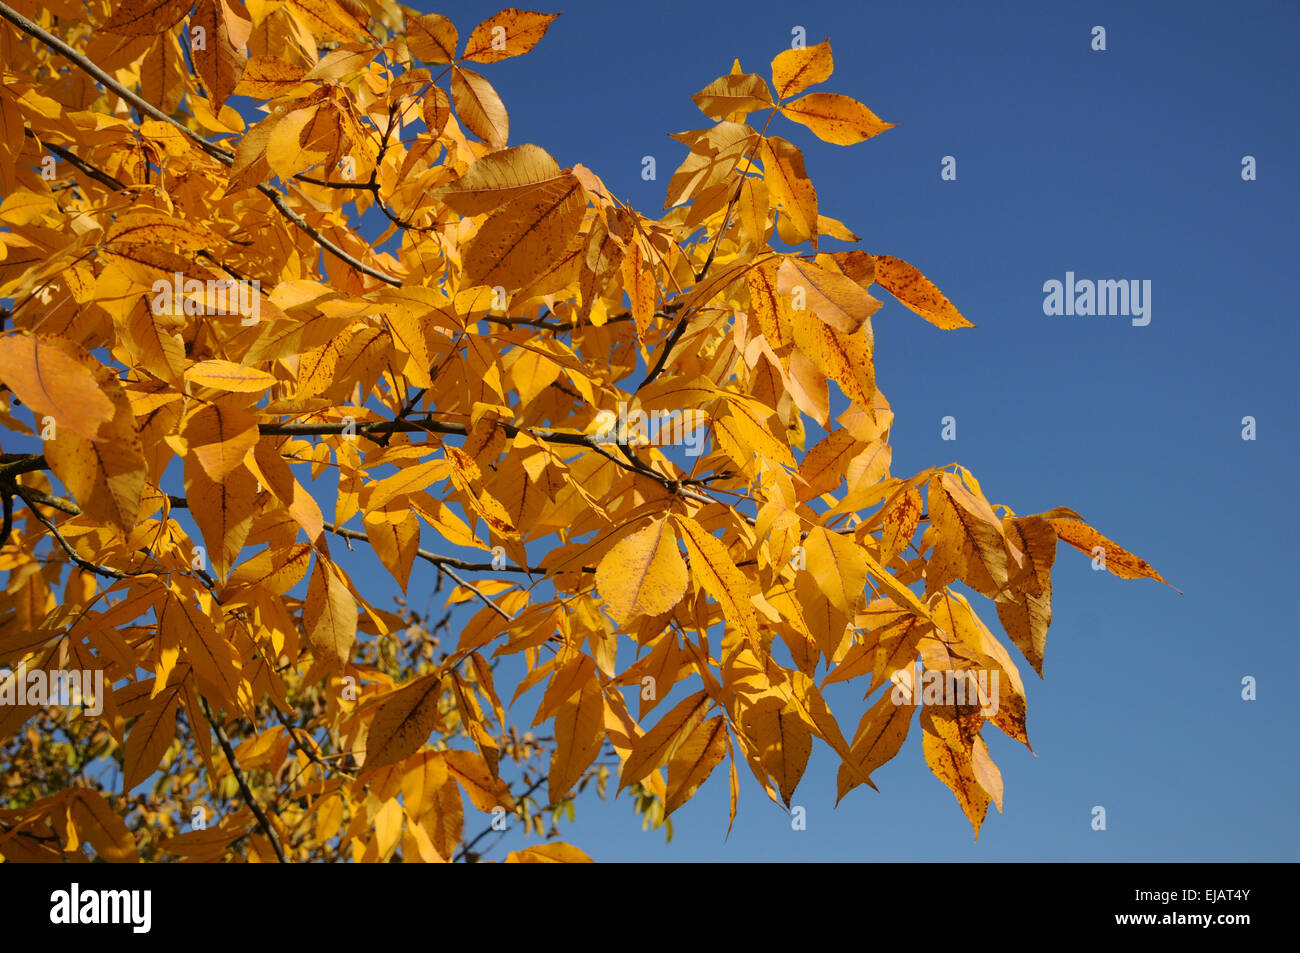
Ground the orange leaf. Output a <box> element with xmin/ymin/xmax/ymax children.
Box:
<box><xmin>873</xmin><ymin>255</ymin><xmax>974</xmax><ymax>329</ymax></box>
<box><xmin>407</xmin><ymin>12</ymin><xmax>458</xmax><ymax>63</ymax></box>
<box><xmin>451</xmin><ymin>66</ymin><xmax>508</xmax><ymax>147</ymax></box>
<box><xmin>1049</xmin><ymin>517</ymin><xmax>1174</xmax><ymax>588</ymax></box>
<box><xmin>462</xmin><ymin>10</ymin><xmax>559</xmax><ymax>64</ymax></box>
<box><xmin>0</xmin><ymin>333</ymin><xmax>114</xmax><ymax>440</ymax></box>
<box><xmin>770</xmin><ymin>39</ymin><xmax>834</xmax><ymax>100</ymax></box>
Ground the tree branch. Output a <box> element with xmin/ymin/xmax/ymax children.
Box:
<box><xmin>199</xmin><ymin>694</ymin><xmax>289</xmax><ymax>863</ymax></box>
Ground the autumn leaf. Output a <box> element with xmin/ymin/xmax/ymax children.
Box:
<box><xmin>693</xmin><ymin>72</ymin><xmax>773</xmax><ymax>121</ymax></box>
<box><xmin>364</xmin><ymin>674</ymin><xmax>444</xmax><ymax>771</ymax></box>
<box><xmin>872</xmin><ymin>255</ymin><xmax>974</xmax><ymax>329</ymax></box>
<box><xmin>407</xmin><ymin>12</ymin><xmax>458</xmax><ymax>63</ymax></box>
<box><xmin>451</xmin><ymin>66</ymin><xmax>509</xmax><ymax>147</ymax></box>
<box><xmin>664</xmin><ymin>715</ymin><xmax>728</xmax><ymax>814</ymax></box>
<box><xmin>103</xmin><ymin>0</ymin><xmax>191</xmax><ymax>36</ymax></box>
<box><xmin>462</xmin><ymin>10</ymin><xmax>559</xmax><ymax>64</ymax></box>
<box><xmin>672</xmin><ymin>515</ymin><xmax>760</xmax><ymax>643</ymax></box>
<box><xmin>778</xmin><ymin>257</ymin><xmax>881</xmax><ymax>334</ymax></box>
<box><xmin>185</xmin><ymin>360</ymin><xmax>279</xmax><ymax>393</ymax></box>
<box><xmin>435</xmin><ymin>143</ymin><xmax>564</xmax><ymax>216</ymax></box>
<box><xmin>304</xmin><ymin>557</ymin><xmax>357</xmax><ymax>666</ymax></box>
<box><xmin>760</xmin><ymin>136</ymin><xmax>818</xmax><ymax>247</ymax></box>
<box><xmin>771</xmin><ymin>39</ymin><xmax>834</xmax><ymax>100</ymax></box>
<box><xmin>460</xmin><ymin>175</ymin><xmax>585</xmax><ymax>288</ymax></box>
<box><xmin>619</xmin><ymin>689</ymin><xmax>712</xmax><ymax>792</ymax></box>
<box><xmin>1049</xmin><ymin>517</ymin><xmax>1174</xmax><ymax>588</ymax></box>
<box><xmin>548</xmin><ymin>678</ymin><xmax>605</xmax><ymax>801</ymax></box>
<box><xmin>0</xmin><ymin>333</ymin><xmax>114</xmax><ymax>439</ymax></box>
<box><xmin>191</xmin><ymin>0</ymin><xmax>247</xmax><ymax>110</ymax></box>
<box><xmin>504</xmin><ymin>842</ymin><xmax>593</xmax><ymax>863</ymax></box>
<box><xmin>123</xmin><ymin>685</ymin><xmax>181</xmax><ymax>791</ymax></box>
<box><xmin>182</xmin><ymin>399</ymin><xmax>259</xmax><ymax>482</ymax></box>
<box><xmin>595</xmin><ymin>518</ymin><xmax>689</xmax><ymax>626</ymax></box>
<box><xmin>781</xmin><ymin>93</ymin><xmax>894</xmax><ymax>145</ymax></box>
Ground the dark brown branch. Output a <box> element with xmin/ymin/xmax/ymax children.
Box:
<box><xmin>199</xmin><ymin>695</ymin><xmax>288</xmax><ymax>863</ymax></box>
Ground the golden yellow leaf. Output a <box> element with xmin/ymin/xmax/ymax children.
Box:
<box><xmin>804</xmin><ymin>525</ymin><xmax>867</xmax><ymax>617</ymax></box>
<box><xmin>423</xmin><ymin>85</ymin><xmax>451</xmax><ymax>135</ymax></box>
<box><xmin>104</xmin><ymin>211</ymin><xmax>220</xmax><ymax>250</ymax></box>
<box><xmin>369</xmin><ymin>460</ymin><xmax>449</xmax><ymax>510</ymax></box>
<box><xmin>42</xmin><ymin>359</ymin><xmax>147</xmax><ymax>532</ymax></box>
<box><xmin>692</xmin><ymin>72</ymin><xmax>773</xmax><ymax>121</ymax></box>
<box><xmin>444</xmin><ymin>749</ymin><xmax>516</xmax><ymax>811</ymax></box>
<box><xmin>185</xmin><ymin>360</ymin><xmax>279</xmax><ymax>393</ymax></box>
<box><xmin>879</xmin><ymin>486</ymin><xmax>923</xmax><ymax>565</ymax></box>
<box><xmin>972</xmin><ymin>735</ymin><xmax>1003</xmax><ymax>813</ymax></box>
<box><xmin>1049</xmin><ymin>517</ymin><xmax>1174</xmax><ymax>587</ymax></box>
<box><xmin>363</xmin><ymin>505</ymin><xmax>420</xmax><ymax>592</ymax></box>
<box><xmin>183</xmin><ymin>399</ymin><xmax>259</xmax><ymax>482</ymax></box>
<box><xmin>504</xmin><ymin>842</ymin><xmax>593</xmax><ymax>863</ymax></box>
<box><xmin>621</xmin><ymin>239</ymin><xmax>657</xmax><ymax>337</ymax></box>
<box><xmin>664</xmin><ymin>715</ymin><xmax>728</xmax><ymax>814</ymax></box>
<box><xmin>778</xmin><ymin>257</ymin><xmax>881</xmax><ymax>334</ymax></box>
<box><xmin>68</xmin><ymin>789</ymin><xmax>139</xmax><ymax>862</ymax></box>
<box><xmin>548</xmin><ymin>678</ymin><xmax>605</xmax><ymax>801</ymax></box>
<box><xmin>873</xmin><ymin>255</ymin><xmax>974</xmax><ymax>329</ymax></box>
<box><xmin>920</xmin><ymin>707</ymin><xmax>990</xmax><ymax>838</ymax></box>
<box><xmin>672</xmin><ymin>515</ymin><xmax>760</xmax><ymax>643</ymax></box>
<box><xmin>461</xmin><ymin>174</ymin><xmax>585</xmax><ymax>290</ymax></box>
<box><xmin>159</xmin><ymin>591</ymin><xmax>244</xmax><ymax>707</ymax></box>
<box><xmin>745</xmin><ymin>702</ymin><xmax>810</xmax><ymax>807</ymax></box>
<box><xmin>760</xmin><ymin>136</ymin><xmax>818</xmax><ymax>246</ymax></box>
<box><xmin>304</xmin><ymin>557</ymin><xmax>357</xmax><ymax>666</ymax></box>
<box><xmin>781</xmin><ymin>93</ymin><xmax>894</xmax><ymax>145</ymax></box>
<box><xmin>184</xmin><ymin>455</ymin><xmax>256</xmax><ymax>582</ymax></box>
<box><xmin>595</xmin><ymin>518</ymin><xmax>688</xmax><ymax>626</ymax></box>
<box><xmin>462</xmin><ymin>10</ymin><xmax>559</xmax><ymax>64</ymax></box>
<box><xmin>284</xmin><ymin>0</ymin><xmax>367</xmax><ymax>43</ymax></box>
<box><xmin>364</xmin><ymin>673</ymin><xmax>443</xmax><ymax>771</ymax></box>
<box><xmin>790</xmin><ymin>313</ymin><xmax>875</xmax><ymax>407</ymax></box>
<box><xmin>232</xmin><ymin>57</ymin><xmax>312</xmax><ymax>100</ymax></box>
<box><xmin>407</xmin><ymin>12</ymin><xmax>458</xmax><ymax>63</ymax></box>
<box><xmin>797</xmin><ymin>429</ymin><xmax>858</xmax><ymax>500</ymax></box>
<box><xmin>994</xmin><ymin>516</ymin><xmax>1056</xmax><ymax>676</ymax></box>
<box><xmin>927</xmin><ymin>471</ymin><xmax>1017</xmax><ymax>599</ymax></box>
<box><xmin>192</xmin><ymin>0</ymin><xmax>246</xmax><ymax>110</ymax></box>
<box><xmin>770</xmin><ymin>39</ymin><xmax>834</xmax><ymax>100</ymax></box>
<box><xmin>104</xmin><ymin>0</ymin><xmax>191</xmax><ymax>35</ymax></box>
<box><xmin>0</xmin><ymin>333</ymin><xmax>114</xmax><ymax>439</ymax></box>
<box><xmin>451</xmin><ymin>66</ymin><xmax>509</xmax><ymax>148</ymax></box>
<box><xmin>836</xmin><ymin>688</ymin><xmax>912</xmax><ymax>803</ymax></box>
<box><xmin>619</xmin><ymin>688</ymin><xmax>711</xmax><ymax>791</ymax></box>
<box><xmin>122</xmin><ymin>684</ymin><xmax>181</xmax><ymax>792</ymax></box>
<box><xmin>436</xmin><ymin>143</ymin><xmax>564</xmax><ymax>216</ymax></box>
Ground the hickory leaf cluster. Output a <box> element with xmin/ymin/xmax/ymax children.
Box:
<box><xmin>0</xmin><ymin>0</ymin><xmax>1169</xmax><ymax>862</ymax></box>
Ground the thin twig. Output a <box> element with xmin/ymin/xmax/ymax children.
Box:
<box><xmin>199</xmin><ymin>695</ymin><xmax>289</xmax><ymax>863</ymax></box>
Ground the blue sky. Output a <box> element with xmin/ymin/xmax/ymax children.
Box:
<box><xmin>395</xmin><ymin>0</ymin><xmax>1299</xmax><ymax>861</ymax></box>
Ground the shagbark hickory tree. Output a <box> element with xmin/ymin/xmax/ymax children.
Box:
<box><xmin>0</xmin><ymin>2</ymin><xmax>1169</xmax><ymax>863</ymax></box>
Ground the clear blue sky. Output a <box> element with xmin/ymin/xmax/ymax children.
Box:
<box><xmin>387</xmin><ymin>0</ymin><xmax>1298</xmax><ymax>861</ymax></box>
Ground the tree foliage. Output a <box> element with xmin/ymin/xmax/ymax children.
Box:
<box><xmin>0</xmin><ymin>0</ymin><xmax>1168</xmax><ymax>862</ymax></box>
